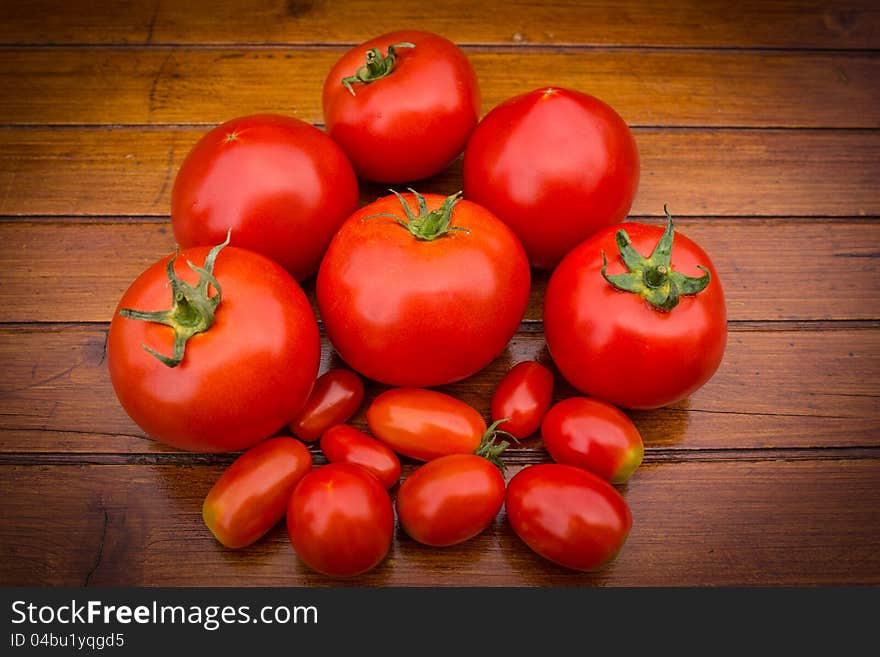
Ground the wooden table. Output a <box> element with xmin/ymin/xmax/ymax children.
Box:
<box><xmin>1</xmin><ymin>0</ymin><xmax>878</xmax><ymax>587</ymax></box>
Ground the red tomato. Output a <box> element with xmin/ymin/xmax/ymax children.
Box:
<box><xmin>323</xmin><ymin>30</ymin><xmax>480</xmax><ymax>183</ymax></box>
<box><xmin>320</xmin><ymin>424</ymin><xmax>401</xmax><ymax>489</ymax></box>
<box><xmin>505</xmin><ymin>463</ymin><xmax>632</xmax><ymax>572</ymax></box>
<box><xmin>397</xmin><ymin>454</ymin><xmax>505</xmax><ymax>547</ymax></box>
<box><xmin>541</xmin><ymin>397</ymin><xmax>644</xmax><ymax>483</ymax></box>
<box><xmin>491</xmin><ymin>361</ymin><xmax>554</xmax><ymax>439</ymax></box>
<box><xmin>289</xmin><ymin>369</ymin><xmax>364</xmax><ymax>442</ymax></box>
<box><xmin>108</xmin><ymin>238</ymin><xmax>320</xmax><ymax>452</ymax></box>
<box><xmin>287</xmin><ymin>463</ymin><xmax>394</xmax><ymax>577</ymax></box>
<box><xmin>171</xmin><ymin>113</ymin><xmax>359</xmax><ymax>281</ymax></box>
<box><xmin>544</xmin><ymin>212</ymin><xmax>727</xmax><ymax>409</ymax></box>
<box><xmin>463</xmin><ymin>87</ymin><xmax>640</xmax><ymax>269</ymax></box>
<box><xmin>202</xmin><ymin>437</ymin><xmax>312</xmax><ymax>549</ymax></box>
<box><xmin>366</xmin><ymin>388</ymin><xmax>506</xmax><ymax>463</ymax></box>
<box><xmin>317</xmin><ymin>190</ymin><xmax>530</xmax><ymax>387</ymax></box>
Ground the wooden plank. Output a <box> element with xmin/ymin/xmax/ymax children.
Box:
<box><xmin>2</xmin><ymin>48</ymin><xmax>878</xmax><ymax>128</ymax></box>
<box><xmin>1</xmin><ymin>459</ymin><xmax>877</xmax><ymax>586</ymax></box>
<box><xmin>0</xmin><ymin>0</ymin><xmax>877</xmax><ymax>49</ymax></box>
<box><xmin>0</xmin><ymin>325</ymin><xmax>877</xmax><ymax>453</ymax></box>
<box><xmin>1</xmin><ymin>128</ymin><xmax>878</xmax><ymax>217</ymax></box>
<box><xmin>1</xmin><ymin>219</ymin><xmax>879</xmax><ymax>324</ymax></box>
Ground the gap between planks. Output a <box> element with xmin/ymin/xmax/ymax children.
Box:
<box><xmin>0</xmin><ymin>446</ymin><xmax>878</xmax><ymax>466</ymax></box>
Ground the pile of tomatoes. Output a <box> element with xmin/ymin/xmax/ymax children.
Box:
<box><xmin>107</xmin><ymin>30</ymin><xmax>727</xmax><ymax>577</ymax></box>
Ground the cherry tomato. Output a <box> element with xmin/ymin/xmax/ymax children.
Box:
<box><xmin>541</xmin><ymin>397</ymin><xmax>643</xmax><ymax>483</ymax></box>
<box><xmin>397</xmin><ymin>454</ymin><xmax>505</xmax><ymax>547</ymax></box>
<box><xmin>491</xmin><ymin>361</ymin><xmax>554</xmax><ymax>439</ymax></box>
<box><xmin>287</xmin><ymin>462</ymin><xmax>394</xmax><ymax>577</ymax></box>
<box><xmin>323</xmin><ymin>30</ymin><xmax>480</xmax><ymax>183</ymax></box>
<box><xmin>463</xmin><ymin>87</ymin><xmax>640</xmax><ymax>269</ymax></box>
<box><xmin>367</xmin><ymin>388</ymin><xmax>505</xmax><ymax>463</ymax></box>
<box><xmin>505</xmin><ymin>463</ymin><xmax>632</xmax><ymax>572</ymax></box>
<box><xmin>108</xmin><ymin>237</ymin><xmax>320</xmax><ymax>452</ymax></box>
<box><xmin>289</xmin><ymin>369</ymin><xmax>364</xmax><ymax>443</ymax></box>
<box><xmin>171</xmin><ymin>113</ymin><xmax>359</xmax><ymax>280</ymax></box>
<box><xmin>317</xmin><ymin>190</ymin><xmax>530</xmax><ymax>387</ymax></box>
<box><xmin>320</xmin><ymin>424</ymin><xmax>401</xmax><ymax>489</ymax></box>
<box><xmin>544</xmin><ymin>211</ymin><xmax>727</xmax><ymax>409</ymax></box>
<box><xmin>202</xmin><ymin>437</ymin><xmax>312</xmax><ymax>549</ymax></box>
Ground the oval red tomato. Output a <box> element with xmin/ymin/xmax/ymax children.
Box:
<box><xmin>108</xmin><ymin>239</ymin><xmax>320</xmax><ymax>452</ymax></box>
<box><xmin>287</xmin><ymin>462</ymin><xmax>394</xmax><ymax>577</ymax></box>
<box><xmin>171</xmin><ymin>113</ymin><xmax>359</xmax><ymax>281</ymax></box>
<box><xmin>544</xmin><ymin>213</ymin><xmax>727</xmax><ymax>409</ymax></box>
<box><xmin>541</xmin><ymin>397</ymin><xmax>644</xmax><ymax>483</ymax></box>
<box><xmin>463</xmin><ymin>86</ymin><xmax>640</xmax><ymax>269</ymax></box>
<box><xmin>491</xmin><ymin>361</ymin><xmax>554</xmax><ymax>439</ymax></box>
<box><xmin>317</xmin><ymin>190</ymin><xmax>530</xmax><ymax>387</ymax></box>
<box><xmin>289</xmin><ymin>369</ymin><xmax>364</xmax><ymax>443</ymax></box>
<box><xmin>397</xmin><ymin>454</ymin><xmax>505</xmax><ymax>547</ymax></box>
<box><xmin>202</xmin><ymin>436</ymin><xmax>312</xmax><ymax>549</ymax></box>
<box><xmin>505</xmin><ymin>463</ymin><xmax>632</xmax><ymax>572</ymax></box>
<box><xmin>367</xmin><ymin>388</ymin><xmax>501</xmax><ymax>463</ymax></box>
<box><xmin>323</xmin><ymin>30</ymin><xmax>480</xmax><ymax>183</ymax></box>
<box><xmin>320</xmin><ymin>424</ymin><xmax>401</xmax><ymax>489</ymax></box>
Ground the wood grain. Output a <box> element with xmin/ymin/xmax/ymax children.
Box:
<box><xmin>1</xmin><ymin>219</ymin><xmax>879</xmax><ymax>324</ymax></box>
<box><xmin>0</xmin><ymin>0</ymin><xmax>877</xmax><ymax>48</ymax></box>
<box><xmin>2</xmin><ymin>459</ymin><xmax>878</xmax><ymax>586</ymax></box>
<box><xmin>1</xmin><ymin>128</ymin><xmax>878</xmax><ymax>217</ymax></box>
<box><xmin>0</xmin><ymin>325</ymin><xmax>877</xmax><ymax>454</ymax></box>
<box><xmin>2</xmin><ymin>48</ymin><xmax>877</xmax><ymax>128</ymax></box>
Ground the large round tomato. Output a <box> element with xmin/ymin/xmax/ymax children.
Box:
<box><xmin>323</xmin><ymin>30</ymin><xmax>479</xmax><ymax>183</ymax></box>
<box><xmin>544</xmin><ymin>213</ymin><xmax>727</xmax><ymax>409</ymax></box>
<box><xmin>397</xmin><ymin>454</ymin><xmax>505</xmax><ymax>547</ymax></box>
<box><xmin>463</xmin><ymin>87</ymin><xmax>639</xmax><ymax>269</ymax></box>
<box><xmin>107</xmin><ymin>238</ymin><xmax>320</xmax><ymax>452</ymax></box>
<box><xmin>505</xmin><ymin>463</ymin><xmax>632</xmax><ymax>572</ymax></box>
<box><xmin>287</xmin><ymin>463</ymin><xmax>394</xmax><ymax>577</ymax></box>
<box><xmin>171</xmin><ymin>113</ymin><xmax>359</xmax><ymax>281</ymax></box>
<box><xmin>317</xmin><ymin>190</ymin><xmax>530</xmax><ymax>387</ymax></box>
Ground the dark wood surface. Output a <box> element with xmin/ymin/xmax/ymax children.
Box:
<box><xmin>0</xmin><ymin>0</ymin><xmax>878</xmax><ymax>586</ymax></box>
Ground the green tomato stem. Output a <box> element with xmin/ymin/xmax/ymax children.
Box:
<box><xmin>600</xmin><ymin>205</ymin><xmax>710</xmax><ymax>312</ymax></box>
<box><xmin>118</xmin><ymin>231</ymin><xmax>231</xmax><ymax>368</ymax></box>
<box><xmin>341</xmin><ymin>42</ymin><xmax>415</xmax><ymax>96</ymax></box>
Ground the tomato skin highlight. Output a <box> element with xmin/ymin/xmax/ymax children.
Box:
<box><xmin>541</xmin><ymin>397</ymin><xmax>644</xmax><ymax>483</ymax></box>
<box><xmin>463</xmin><ymin>87</ymin><xmax>640</xmax><ymax>269</ymax></box>
<box><xmin>108</xmin><ymin>245</ymin><xmax>320</xmax><ymax>452</ymax></box>
<box><xmin>323</xmin><ymin>30</ymin><xmax>480</xmax><ymax>183</ymax></box>
<box><xmin>289</xmin><ymin>369</ymin><xmax>365</xmax><ymax>443</ymax></box>
<box><xmin>171</xmin><ymin>113</ymin><xmax>359</xmax><ymax>281</ymax></box>
<box><xmin>366</xmin><ymin>388</ymin><xmax>487</xmax><ymax>462</ymax></box>
<box><xmin>491</xmin><ymin>361</ymin><xmax>554</xmax><ymax>439</ymax></box>
<box><xmin>287</xmin><ymin>462</ymin><xmax>394</xmax><ymax>578</ymax></box>
<box><xmin>544</xmin><ymin>221</ymin><xmax>727</xmax><ymax>409</ymax></box>
<box><xmin>202</xmin><ymin>437</ymin><xmax>312</xmax><ymax>549</ymax></box>
<box><xmin>397</xmin><ymin>454</ymin><xmax>505</xmax><ymax>547</ymax></box>
<box><xmin>320</xmin><ymin>424</ymin><xmax>401</xmax><ymax>489</ymax></box>
<box><xmin>317</xmin><ymin>191</ymin><xmax>530</xmax><ymax>387</ymax></box>
<box><xmin>505</xmin><ymin>463</ymin><xmax>632</xmax><ymax>572</ymax></box>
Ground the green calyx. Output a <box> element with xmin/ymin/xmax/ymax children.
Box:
<box><xmin>374</xmin><ymin>188</ymin><xmax>469</xmax><ymax>241</ymax></box>
<box><xmin>341</xmin><ymin>41</ymin><xmax>415</xmax><ymax>96</ymax></box>
<box><xmin>601</xmin><ymin>206</ymin><xmax>710</xmax><ymax>312</ymax></box>
<box><xmin>118</xmin><ymin>231</ymin><xmax>230</xmax><ymax>368</ymax></box>
<box><xmin>474</xmin><ymin>418</ymin><xmax>516</xmax><ymax>471</ymax></box>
